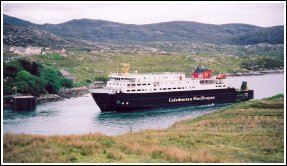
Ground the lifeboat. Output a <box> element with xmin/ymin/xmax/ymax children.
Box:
<box><xmin>216</xmin><ymin>74</ymin><xmax>226</xmax><ymax>79</ymax></box>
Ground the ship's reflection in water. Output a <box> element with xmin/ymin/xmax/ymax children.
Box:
<box><xmin>95</xmin><ymin>104</ymin><xmax>228</xmax><ymax>135</ymax></box>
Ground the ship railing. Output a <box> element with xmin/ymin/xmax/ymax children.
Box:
<box><xmin>109</xmin><ymin>72</ymin><xmax>185</xmax><ymax>76</ymax></box>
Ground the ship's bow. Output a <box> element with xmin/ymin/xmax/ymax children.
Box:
<box><xmin>90</xmin><ymin>89</ymin><xmax>116</xmax><ymax>112</ymax></box>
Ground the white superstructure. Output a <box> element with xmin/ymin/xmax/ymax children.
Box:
<box><xmin>102</xmin><ymin>72</ymin><xmax>228</xmax><ymax>94</ymax></box>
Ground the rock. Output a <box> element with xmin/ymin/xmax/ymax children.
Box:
<box><xmin>58</xmin><ymin>87</ymin><xmax>89</xmax><ymax>98</ymax></box>
<box><xmin>37</xmin><ymin>94</ymin><xmax>63</xmax><ymax>104</ymax></box>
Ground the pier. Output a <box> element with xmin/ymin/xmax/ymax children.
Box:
<box><xmin>12</xmin><ymin>96</ymin><xmax>36</xmax><ymax>111</ymax></box>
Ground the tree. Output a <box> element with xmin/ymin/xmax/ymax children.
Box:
<box><xmin>3</xmin><ymin>61</ymin><xmax>23</xmax><ymax>78</ymax></box>
<box><xmin>4</xmin><ymin>59</ymin><xmax>73</xmax><ymax>96</ymax></box>
<box><xmin>40</xmin><ymin>67</ymin><xmax>63</xmax><ymax>94</ymax></box>
<box><xmin>15</xmin><ymin>70</ymin><xmax>32</xmax><ymax>94</ymax></box>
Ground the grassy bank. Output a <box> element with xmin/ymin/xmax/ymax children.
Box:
<box><xmin>4</xmin><ymin>94</ymin><xmax>284</xmax><ymax>163</ymax></box>
<box><xmin>26</xmin><ymin>52</ymin><xmax>246</xmax><ymax>82</ymax></box>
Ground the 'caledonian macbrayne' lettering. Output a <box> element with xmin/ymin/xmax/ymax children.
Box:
<box><xmin>169</xmin><ymin>96</ymin><xmax>215</xmax><ymax>102</ymax></box>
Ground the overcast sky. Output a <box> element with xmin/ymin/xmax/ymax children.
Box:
<box><xmin>2</xmin><ymin>2</ymin><xmax>285</xmax><ymax>27</ymax></box>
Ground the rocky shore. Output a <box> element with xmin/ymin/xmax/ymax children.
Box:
<box><xmin>37</xmin><ymin>94</ymin><xmax>64</xmax><ymax>104</ymax></box>
<box><xmin>227</xmin><ymin>69</ymin><xmax>284</xmax><ymax>76</ymax></box>
<box><xmin>36</xmin><ymin>81</ymin><xmax>105</xmax><ymax>104</ymax></box>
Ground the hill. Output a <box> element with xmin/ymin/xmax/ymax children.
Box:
<box><xmin>4</xmin><ymin>14</ymin><xmax>284</xmax><ymax>46</ymax></box>
<box><xmin>3</xmin><ymin>14</ymin><xmax>37</xmax><ymax>28</ymax></box>
<box><xmin>231</xmin><ymin>26</ymin><xmax>284</xmax><ymax>45</ymax></box>
<box><xmin>3</xmin><ymin>24</ymin><xmax>75</xmax><ymax>48</ymax></box>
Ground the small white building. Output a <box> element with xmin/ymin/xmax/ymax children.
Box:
<box><xmin>9</xmin><ymin>46</ymin><xmax>42</xmax><ymax>55</ymax></box>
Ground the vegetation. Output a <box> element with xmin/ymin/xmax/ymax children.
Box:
<box><xmin>3</xmin><ymin>59</ymin><xmax>73</xmax><ymax>96</ymax></box>
<box><xmin>240</xmin><ymin>56</ymin><xmax>284</xmax><ymax>71</ymax></box>
<box><xmin>3</xmin><ymin>94</ymin><xmax>284</xmax><ymax>163</ymax></box>
<box><xmin>26</xmin><ymin>52</ymin><xmax>248</xmax><ymax>82</ymax></box>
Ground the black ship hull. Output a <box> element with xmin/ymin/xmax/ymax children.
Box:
<box><xmin>91</xmin><ymin>88</ymin><xmax>254</xmax><ymax>112</ymax></box>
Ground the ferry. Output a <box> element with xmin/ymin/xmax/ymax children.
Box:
<box><xmin>90</xmin><ymin>64</ymin><xmax>254</xmax><ymax>112</ymax></box>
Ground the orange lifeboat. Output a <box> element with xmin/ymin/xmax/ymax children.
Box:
<box><xmin>216</xmin><ymin>74</ymin><xmax>227</xmax><ymax>79</ymax></box>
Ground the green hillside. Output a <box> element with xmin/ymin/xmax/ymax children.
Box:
<box><xmin>25</xmin><ymin>52</ymin><xmax>246</xmax><ymax>83</ymax></box>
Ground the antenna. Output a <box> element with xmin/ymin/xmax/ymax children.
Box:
<box><xmin>117</xmin><ymin>55</ymin><xmax>118</xmax><ymax>74</ymax></box>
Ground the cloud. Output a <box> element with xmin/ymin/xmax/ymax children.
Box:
<box><xmin>3</xmin><ymin>2</ymin><xmax>284</xmax><ymax>27</ymax></box>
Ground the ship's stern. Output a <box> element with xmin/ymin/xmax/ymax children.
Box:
<box><xmin>236</xmin><ymin>81</ymin><xmax>254</xmax><ymax>102</ymax></box>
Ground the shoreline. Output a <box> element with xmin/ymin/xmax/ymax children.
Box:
<box><xmin>35</xmin><ymin>82</ymin><xmax>105</xmax><ymax>104</ymax></box>
<box><xmin>3</xmin><ymin>71</ymin><xmax>283</xmax><ymax>107</ymax></box>
<box><xmin>226</xmin><ymin>69</ymin><xmax>284</xmax><ymax>77</ymax></box>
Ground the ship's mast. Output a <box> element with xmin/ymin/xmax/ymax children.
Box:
<box><xmin>117</xmin><ymin>55</ymin><xmax>119</xmax><ymax>74</ymax></box>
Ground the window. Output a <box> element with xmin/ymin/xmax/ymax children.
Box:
<box><xmin>131</xmin><ymin>90</ymin><xmax>135</xmax><ymax>92</ymax></box>
<box><xmin>137</xmin><ymin>84</ymin><xmax>141</xmax><ymax>86</ymax></box>
<box><xmin>127</xmin><ymin>90</ymin><xmax>130</xmax><ymax>92</ymax></box>
<box><xmin>127</xmin><ymin>84</ymin><xmax>130</xmax><ymax>86</ymax></box>
<box><xmin>137</xmin><ymin>89</ymin><xmax>141</xmax><ymax>91</ymax></box>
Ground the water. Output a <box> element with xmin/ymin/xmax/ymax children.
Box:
<box><xmin>3</xmin><ymin>73</ymin><xmax>284</xmax><ymax>136</ymax></box>
<box><xmin>224</xmin><ymin>73</ymin><xmax>284</xmax><ymax>100</ymax></box>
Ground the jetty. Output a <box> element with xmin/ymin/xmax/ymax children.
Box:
<box><xmin>12</xmin><ymin>96</ymin><xmax>36</xmax><ymax>111</ymax></box>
